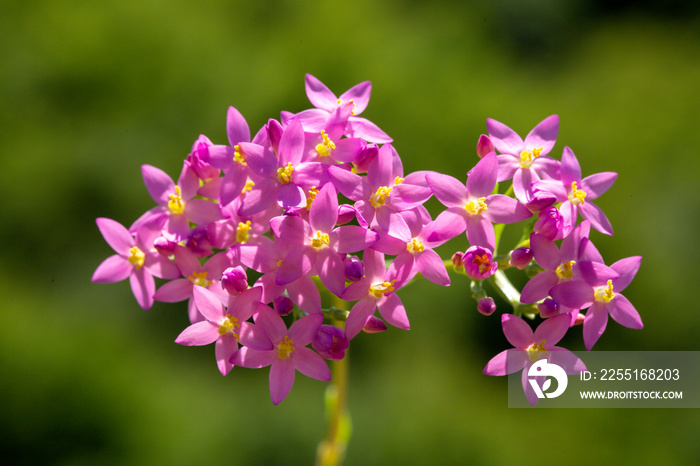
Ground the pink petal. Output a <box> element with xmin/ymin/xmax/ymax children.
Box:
<box><xmin>580</xmin><ymin>172</ymin><xmax>617</xmax><ymax>200</ymax></box>
<box><xmin>486</xmin><ymin>118</ymin><xmax>523</xmax><ymax>155</ymax></box>
<box><xmin>523</xmin><ymin>114</ymin><xmax>558</xmax><ymax>156</ymax></box>
<box><xmin>270</xmin><ymin>359</ymin><xmax>295</xmax><ymax>405</ymax></box>
<box><xmin>293</xmin><ymin>346</ymin><xmax>331</xmax><ymax>381</ymax></box>
<box><xmin>560</xmin><ymin>147</ymin><xmax>581</xmax><ymax>186</ymax></box>
<box><xmin>278</xmin><ymin>119</ymin><xmax>304</xmax><ymax>166</ymax></box>
<box><xmin>226</xmin><ymin>106</ymin><xmax>251</xmax><ymax>146</ymax></box>
<box><xmin>377</xmin><ymin>293</ymin><xmax>409</xmax><ymax>330</ymax></box>
<box><xmin>520</xmin><ymin>271</ymin><xmax>559</xmax><ymax>303</ymax></box>
<box><xmin>497</xmin><ymin>155</ymin><xmax>520</xmax><ymax>182</ymax></box>
<box><xmin>96</xmin><ymin>218</ymin><xmax>134</xmax><ymax>254</ymax></box>
<box><xmin>305</xmin><ymin>74</ymin><xmax>337</xmax><ymax>111</ymax></box>
<box><xmin>92</xmin><ymin>255</ymin><xmax>132</xmax><ymax>283</ymax></box>
<box><xmin>425</xmin><ymin>207</ymin><xmax>467</xmax><ymax>243</ymax></box>
<box><xmin>238</xmin><ymin>178</ymin><xmax>278</xmax><ymax>217</ymax></box>
<box><xmin>185</xmin><ymin>199</ymin><xmax>222</xmax><ymax>225</ymax></box>
<box><xmin>286</xmin><ymin>276</ymin><xmax>322</xmax><ymax>314</ymax></box>
<box><xmin>317</xmin><ymin>248</ymin><xmax>346</xmax><ymax>297</ymax></box>
<box><xmin>276</xmin><ymin>246</ymin><xmax>316</xmax><ymax>285</ymax></box>
<box><xmin>233</xmin><ymin>347</ymin><xmax>276</xmax><ymax>368</ymax></box>
<box><xmin>277</xmin><ymin>182</ymin><xmax>306</xmax><ymax>210</ymax></box>
<box><xmin>347</xmin><ymin>117</ymin><xmax>392</xmax><ymax>144</ymax></box>
<box><xmin>331</xmin><ymin>225</ymin><xmax>378</xmax><ymax>253</ymax></box>
<box><xmin>141</xmin><ymin>164</ymin><xmax>175</xmax><ymax>205</ymax></box>
<box><xmin>339</xmin><ymin>80</ymin><xmax>371</xmax><ymax>114</ymax></box>
<box><xmin>327</xmin><ymin>165</ymin><xmax>370</xmax><ymax>201</ymax></box>
<box><xmin>239</xmin><ymin>321</ymin><xmax>274</xmax><ymax>351</ymax></box>
<box><xmin>533</xmin><ymin>314</ymin><xmax>570</xmax><ymax>346</ymax></box>
<box><xmin>310</xmin><ymin>182</ymin><xmax>338</xmax><ymax>233</ymax></box>
<box><xmin>580</xmin><ymin>202</ymin><xmax>613</xmax><ymax>236</ymax></box>
<box><xmin>607</xmin><ymin>295</ymin><xmax>643</xmax><ymax>329</ymax></box>
<box><xmin>175</xmin><ymin>321</ymin><xmax>220</xmax><ymax>346</ymax></box>
<box><xmin>501</xmin><ymin>314</ymin><xmax>534</xmax><ymax>350</ymax></box>
<box><xmin>583</xmin><ymin>303</ymin><xmax>608</xmax><ymax>350</ymax></box>
<box><xmin>530</xmin><ymin>233</ymin><xmax>561</xmax><ymax>271</ymax></box>
<box><xmin>345</xmin><ymin>298</ymin><xmax>376</xmax><ymax>340</ymax></box>
<box><xmin>467</xmin><ymin>152</ymin><xmax>498</xmax><ymax>198</ymax></box>
<box><xmin>610</xmin><ymin>256</ymin><xmax>642</xmax><ymax>292</ymax></box>
<box><xmin>550</xmin><ymin>280</ymin><xmax>595</xmax><ymax>309</ymax></box>
<box><xmin>483</xmin><ymin>349</ymin><xmax>527</xmax><ymax>376</ymax></box>
<box><xmin>289</xmin><ymin>313</ymin><xmax>324</xmax><ymax>345</ymax></box>
<box><xmin>191</xmin><ymin>285</ymin><xmax>226</xmax><ymax>321</ymax></box>
<box><xmin>416</xmin><ymin>249</ymin><xmax>450</xmax><ymax>286</ymax></box>
<box><xmin>154</xmin><ymin>279</ymin><xmax>193</xmax><ymax>303</ymax></box>
<box><xmin>465</xmin><ymin>214</ymin><xmax>495</xmax><ymax>250</ymax></box>
<box><xmin>219</xmin><ymin>165</ymin><xmax>248</xmax><ymax>207</ymax></box>
<box><xmin>130</xmin><ymin>268</ymin><xmax>155</xmax><ymax>310</ymax></box>
<box><xmin>426</xmin><ymin>173</ymin><xmax>468</xmax><ymax>208</ymax></box>
<box><xmin>215</xmin><ymin>336</ymin><xmax>238</xmax><ymax>375</ymax></box>
<box><xmin>483</xmin><ymin>194</ymin><xmax>531</xmax><ymax>224</ymax></box>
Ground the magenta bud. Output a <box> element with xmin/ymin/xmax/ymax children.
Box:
<box><xmin>534</xmin><ymin>206</ymin><xmax>564</xmax><ymax>241</ymax></box>
<box><xmin>185</xmin><ymin>225</ymin><xmax>214</xmax><ymax>257</ymax></box>
<box><xmin>362</xmin><ymin>316</ymin><xmax>387</xmax><ymax>334</ymax></box>
<box><xmin>476</xmin><ymin>135</ymin><xmax>495</xmax><ymax>158</ymax></box>
<box><xmin>273</xmin><ymin>296</ymin><xmax>294</xmax><ymax>316</ymax></box>
<box><xmin>451</xmin><ymin>251</ymin><xmax>465</xmax><ymax>269</ymax></box>
<box><xmin>186</xmin><ymin>135</ymin><xmax>220</xmax><ymax>180</ymax></box>
<box><xmin>353</xmin><ymin>143</ymin><xmax>378</xmax><ymax>173</ymax></box>
<box><xmin>462</xmin><ymin>245</ymin><xmax>497</xmax><ymax>280</ymax></box>
<box><xmin>477</xmin><ymin>297</ymin><xmax>496</xmax><ymax>316</ymax></box>
<box><xmin>524</xmin><ymin>190</ymin><xmax>557</xmax><ymax>212</ymax></box>
<box><xmin>221</xmin><ymin>266</ymin><xmax>248</xmax><ymax>296</ymax></box>
<box><xmin>537</xmin><ymin>298</ymin><xmax>560</xmax><ymax>319</ymax></box>
<box><xmin>509</xmin><ymin>247</ymin><xmax>533</xmax><ymax>270</ymax></box>
<box><xmin>337</xmin><ymin>204</ymin><xmax>357</xmax><ymax>225</ymax></box>
<box><xmin>153</xmin><ymin>236</ymin><xmax>178</xmax><ymax>255</ymax></box>
<box><xmin>343</xmin><ymin>255</ymin><xmax>364</xmax><ymax>282</ymax></box>
<box><xmin>312</xmin><ymin>324</ymin><xmax>349</xmax><ymax>360</ymax></box>
<box><xmin>266</xmin><ymin>118</ymin><xmax>284</xmax><ymax>154</ymax></box>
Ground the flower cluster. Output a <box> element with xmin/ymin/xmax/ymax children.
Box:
<box><xmin>93</xmin><ymin>75</ymin><xmax>642</xmax><ymax>405</ymax></box>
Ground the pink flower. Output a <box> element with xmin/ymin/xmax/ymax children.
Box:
<box><xmin>483</xmin><ymin>314</ymin><xmax>585</xmax><ymax>405</ymax></box>
<box><xmin>462</xmin><ymin>245</ymin><xmax>497</xmax><ymax>281</ymax></box>
<box><xmin>233</xmin><ymin>311</ymin><xmax>331</xmax><ymax>405</ymax></box>
<box><xmin>427</xmin><ymin>152</ymin><xmax>531</xmax><ymax>250</ymax></box>
<box><xmin>92</xmin><ymin>217</ymin><xmax>180</xmax><ymax>310</ymax></box>
<box><xmin>175</xmin><ymin>286</ymin><xmax>271</xmax><ymax>376</ymax></box>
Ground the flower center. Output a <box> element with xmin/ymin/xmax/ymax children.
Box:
<box><xmin>306</xmin><ymin>186</ymin><xmax>319</xmax><ymax>210</ymax></box>
<box><xmin>128</xmin><ymin>246</ymin><xmax>145</xmax><ymax>270</ymax></box>
<box><xmin>315</xmin><ymin>130</ymin><xmax>336</xmax><ymax>157</ymax></box>
<box><xmin>556</xmin><ymin>260</ymin><xmax>575</xmax><ymax>280</ymax></box>
<box><xmin>218</xmin><ymin>314</ymin><xmax>240</xmax><ymax>338</ymax></box>
<box><xmin>189</xmin><ymin>271</ymin><xmax>213</xmax><ymax>287</ymax></box>
<box><xmin>236</xmin><ymin>221</ymin><xmax>252</xmax><ymax>243</ymax></box>
<box><xmin>310</xmin><ymin>230</ymin><xmax>330</xmax><ymax>249</ymax></box>
<box><xmin>519</xmin><ymin>147</ymin><xmax>543</xmax><ymax>168</ymax></box>
<box><xmin>527</xmin><ymin>340</ymin><xmax>548</xmax><ymax>362</ymax></box>
<box><xmin>369</xmin><ymin>186</ymin><xmax>393</xmax><ymax>208</ymax></box>
<box><xmin>464</xmin><ymin>197</ymin><xmax>488</xmax><ymax>215</ymax></box>
<box><xmin>277</xmin><ymin>162</ymin><xmax>294</xmax><ymax>184</ymax></box>
<box><xmin>406</xmin><ymin>238</ymin><xmax>424</xmax><ymax>253</ymax></box>
<box><xmin>568</xmin><ymin>181</ymin><xmax>587</xmax><ymax>205</ymax></box>
<box><xmin>595</xmin><ymin>279</ymin><xmax>615</xmax><ymax>303</ymax></box>
<box><xmin>277</xmin><ymin>335</ymin><xmax>294</xmax><ymax>359</ymax></box>
<box><xmin>233</xmin><ymin>145</ymin><xmax>246</xmax><ymax>166</ymax></box>
<box><xmin>168</xmin><ymin>186</ymin><xmax>185</xmax><ymax>214</ymax></box>
<box><xmin>369</xmin><ymin>280</ymin><xmax>397</xmax><ymax>299</ymax></box>
<box><xmin>472</xmin><ymin>253</ymin><xmax>492</xmax><ymax>275</ymax></box>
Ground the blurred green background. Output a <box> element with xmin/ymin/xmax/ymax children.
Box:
<box><xmin>2</xmin><ymin>0</ymin><xmax>699</xmax><ymax>464</ymax></box>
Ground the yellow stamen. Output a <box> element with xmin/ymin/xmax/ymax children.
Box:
<box><xmin>315</xmin><ymin>130</ymin><xmax>336</xmax><ymax>157</ymax></box>
<box><xmin>277</xmin><ymin>335</ymin><xmax>294</xmax><ymax>359</ymax></box>
<box><xmin>568</xmin><ymin>181</ymin><xmax>587</xmax><ymax>205</ymax></box>
<box><xmin>519</xmin><ymin>146</ymin><xmax>543</xmax><ymax>168</ymax></box>
<box><xmin>472</xmin><ymin>253</ymin><xmax>492</xmax><ymax>275</ymax></box>
<box><xmin>369</xmin><ymin>186</ymin><xmax>393</xmax><ymax>207</ymax></box>
<box><xmin>336</xmin><ymin>98</ymin><xmax>357</xmax><ymax>115</ymax></box>
<box><xmin>556</xmin><ymin>260</ymin><xmax>575</xmax><ymax>280</ymax></box>
<box><xmin>406</xmin><ymin>238</ymin><xmax>424</xmax><ymax>253</ymax></box>
<box><xmin>310</xmin><ymin>230</ymin><xmax>330</xmax><ymax>249</ymax></box>
<box><xmin>128</xmin><ymin>246</ymin><xmax>145</xmax><ymax>270</ymax></box>
<box><xmin>168</xmin><ymin>186</ymin><xmax>185</xmax><ymax>215</ymax></box>
<box><xmin>394</xmin><ymin>176</ymin><xmax>404</xmax><ymax>185</ymax></box>
<box><xmin>277</xmin><ymin>162</ymin><xmax>294</xmax><ymax>184</ymax></box>
<box><xmin>527</xmin><ymin>340</ymin><xmax>549</xmax><ymax>362</ymax></box>
<box><xmin>595</xmin><ymin>279</ymin><xmax>615</xmax><ymax>303</ymax></box>
<box><xmin>464</xmin><ymin>197</ymin><xmax>488</xmax><ymax>215</ymax></box>
<box><xmin>233</xmin><ymin>145</ymin><xmax>246</xmax><ymax>166</ymax></box>
<box><xmin>236</xmin><ymin>221</ymin><xmax>252</xmax><ymax>243</ymax></box>
<box><xmin>189</xmin><ymin>271</ymin><xmax>213</xmax><ymax>287</ymax></box>
<box><xmin>369</xmin><ymin>280</ymin><xmax>397</xmax><ymax>299</ymax></box>
<box><xmin>306</xmin><ymin>186</ymin><xmax>319</xmax><ymax>210</ymax></box>
<box><xmin>218</xmin><ymin>314</ymin><xmax>240</xmax><ymax>337</ymax></box>
<box><xmin>242</xmin><ymin>180</ymin><xmax>255</xmax><ymax>193</ymax></box>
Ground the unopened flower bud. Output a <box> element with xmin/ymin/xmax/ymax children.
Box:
<box><xmin>186</xmin><ymin>135</ymin><xmax>220</xmax><ymax>180</ymax></box>
<box><xmin>221</xmin><ymin>266</ymin><xmax>248</xmax><ymax>295</ymax></box>
<box><xmin>452</xmin><ymin>251</ymin><xmax>465</xmax><ymax>270</ymax></box>
<box><xmin>509</xmin><ymin>247</ymin><xmax>533</xmax><ymax>270</ymax></box>
<box><xmin>476</xmin><ymin>135</ymin><xmax>495</xmax><ymax>158</ymax></box>
<box><xmin>537</xmin><ymin>298</ymin><xmax>560</xmax><ymax>318</ymax></box>
<box><xmin>574</xmin><ymin>313</ymin><xmax>585</xmax><ymax>326</ymax></box>
<box><xmin>362</xmin><ymin>316</ymin><xmax>387</xmax><ymax>334</ymax></box>
<box><xmin>266</xmin><ymin>118</ymin><xmax>284</xmax><ymax>154</ymax></box>
<box><xmin>153</xmin><ymin>236</ymin><xmax>178</xmax><ymax>256</ymax></box>
<box><xmin>534</xmin><ymin>206</ymin><xmax>564</xmax><ymax>241</ymax></box>
<box><xmin>477</xmin><ymin>297</ymin><xmax>496</xmax><ymax>316</ymax></box>
<box><xmin>524</xmin><ymin>190</ymin><xmax>557</xmax><ymax>212</ymax></box>
<box><xmin>337</xmin><ymin>204</ymin><xmax>356</xmax><ymax>225</ymax></box>
<box><xmin>185</xmin><ymin>225</ymin><xmax>213</xmax><ymax>257</ymax></box>
<box><xmin>312</xmin><ymin>325</ymin><xmax>349</xmax><ymax>360</ymax></box>
<box><xmin>272</xmin><ymin>296</ymin><xmax>294</xmax><ymax>316</ymax></box>
<box><xmin>353</xmin><ymin>143</ymin><xmax>378</xmax><ymax>174</ymax></box>
<box><xmin>463</xmin><ymin>245</ymin><xmax>497</xmax><ymax>280</ymax></box>
<box><xmin>343</xmin><ymin>255</ymin><xmax>364</xmax><ymax>282</ymax></box>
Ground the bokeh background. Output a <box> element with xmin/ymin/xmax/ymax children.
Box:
<box><xmin>2</xmin><ymin>0</ymin><xmax>699</xmax><ymax>464</ymax></box>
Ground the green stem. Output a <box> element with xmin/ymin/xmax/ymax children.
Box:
<box><xmin>316</xmin><ymin>298</ymin><xmax>351</xmax><ymax>466</ymax></box>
